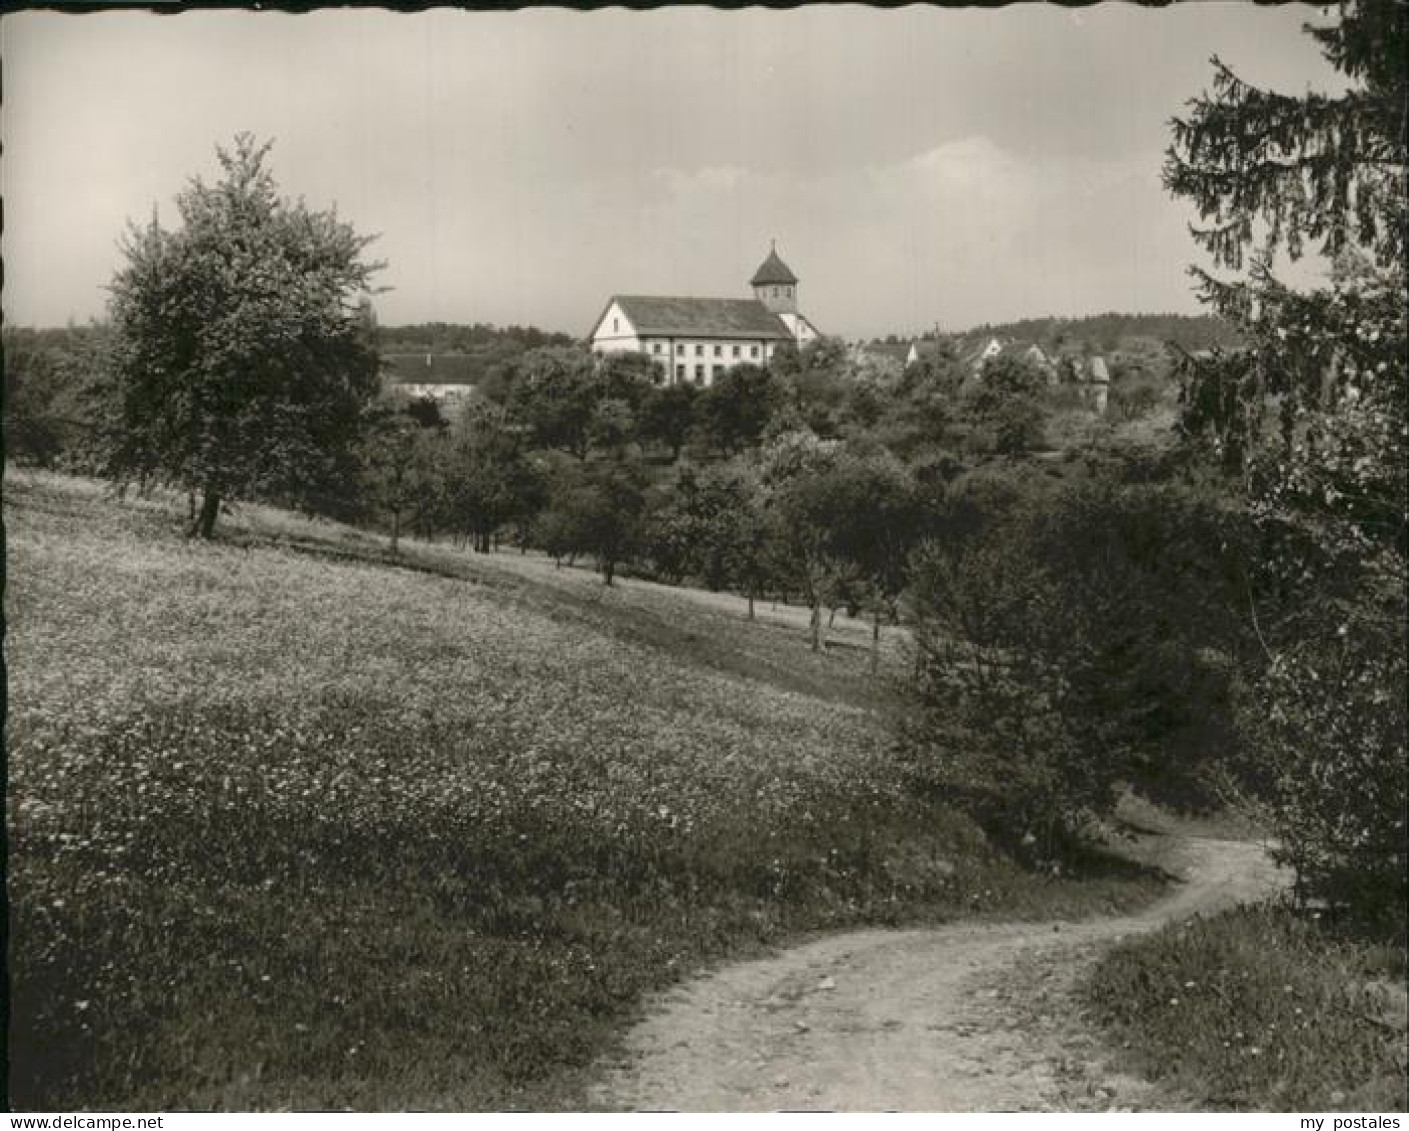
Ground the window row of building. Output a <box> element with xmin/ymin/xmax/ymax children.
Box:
<box><xmin>647</xmin><ymin>341</ymin><xmax>767</xmax><ymax>360</ymax></box>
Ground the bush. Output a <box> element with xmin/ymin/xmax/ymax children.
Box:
<box><xmin>902</xmin><ymin>473</ymin><xmax>1250</xmax><ymax>859</ymax></box>
<box><xmin>1109</xmin><ymin>369</ymin><xmax>1168</xmax><ymax>421</ymax></box>
<box><xmin>1247</xmin><ymin>603</ymin><xmax>1407</xmax><ymax>930</ymax></box>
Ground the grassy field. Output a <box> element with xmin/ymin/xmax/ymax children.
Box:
<box><xmin>6</xmin><ymin>468</ymin><xmax>1168</xmax><ymax>1110</ymax></box>
<box><xmin>1082</xmin><ymin>908</ymin><xmax>1407</xmax><ymax>1110</ymax></box>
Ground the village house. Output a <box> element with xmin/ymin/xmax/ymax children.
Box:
<box><xmin>904</xmin><ymin>339</ymin><xmax>952</xmax><ymax>369</ymax></box>
<box><xmin>379</xmin><ymin>352</ymin><xmax>477</xmax><ymax>415</ymax></box>
<box><xmin>588</xmin><ymin>244</ymin><xmax>820</xmax><ymax>386</ymax></box>
<box><xmin>957</xmin><ymin>336</ymin><xmax>1057</xmax><ymax>379</ymax></box>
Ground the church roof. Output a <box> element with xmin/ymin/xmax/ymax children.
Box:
<box><xmin>610</xmin><ymin>295</ymin><xmax>793</xmax><ymax>340</ymax></box>
<box><xmin>749</xmin><ymin>247</ymin><xmax>798</xmax><ymax>286</ymax></box>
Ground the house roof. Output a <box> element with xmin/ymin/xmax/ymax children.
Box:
<box><xmin>861</xmin><ymin>342</ymin><xmax>912</xmax><ymax>363</ymax></box>
<box><xmin>907</xmin><ymin>340</ymin><xmax>948</xmax><ymax>363</ymax></box>
<box><xmin>749</xmin><ymin>247</ymin><xmax>799</xmax><ymax>286</ymax></box>
<box><xmin>961</xmin><ymin>337</ymin><xmax>1055</xmax><ymax>371</ymax></box>
<box><xmin>609</xmin><ymin>295</ymin><xmax>793</xmax><ymax>340</ymax></box>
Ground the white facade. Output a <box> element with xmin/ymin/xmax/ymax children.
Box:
<box><xmin>589</xmin><ymin>301</ymin><xmax>644</xmax><ymax>356</ymax></box>
<box><xmin>648</xmin><ymin>337</ymin><xmax>779</xmax><ymax>385</ymax></box>
<box><xmin>587</xmin><ymin>306</ymin><xmax>785</xmax><ymax>387</ymax></box>
<box><xmin>587</xmin><ymin>247</ymin><xmax>815</xmax><ymax>386</ymax></box>
<box><xmin>776</xmin><ymin>311</ymin><xmax>819</xmax><ymax>346</ymax></box>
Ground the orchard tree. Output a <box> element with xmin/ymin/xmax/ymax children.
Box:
<box><xmin>786</xmin><ymin>336</ymin><xmax>854</xmax><ymax>438</ymax></box>
<box><xmin>963</xmin><ymin>353</ymin><xmax>1048</xmax><ymax>455</ymax></box>
<box><xmin>539</xmin><ymin>457</ymin><xmax>648</xmax><ymax>585</ymax></box>
<box><xmin>1167</xmin><ymin>0</ymin><xmax>1406</xmax><ymax>922</ymax></box>
<box><xmin>758</xmin><ymin>430</ymin><xmax>847</xmax><ymax>652</ymax></box>
<box><xmin>596</xmin><ymin>350</ymin><xmax>661</xmax><ymax>409</ymax></box>
<box><xmin>638</xmin><ymin>381</ymin><xmax>699</xmax><ymax>461</ymax></box>
<box><xmin>105</xmin><ymin>134</ymin><xmax>383</xmax><ymax>537</ymax></box>
<box><xmin>505</xmin><ymin>347</ymin><xmax>599</xmax><ymax>458</ymax></box>
<box><xmin>698</xmin><ymin>364</ymin><xmax>784</xmax><ymax>454</ymax></box>
<box><xmin>359</xmin><ymin>392</ymin><xmax>425</xmax><ymax>555</ymax></box>
<box><xmin>3</xmin><ymin>325</ymin><xmax>111</xmax><ymax>469</ymax></box>
<box><xmin>817</xmin><ymin>448</ymin><xmax>924</xmax><ymax>670</ymax></box>
<box><xmin>645</xmin><ymin>461</ymin><xmax>764</xmax><ymax>596</ymax></box>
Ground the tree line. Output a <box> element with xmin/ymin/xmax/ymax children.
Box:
<box><xmin>952</xmin><ymin>310</ymin><xmax>1244</xmax><ymax>355</ymax></box>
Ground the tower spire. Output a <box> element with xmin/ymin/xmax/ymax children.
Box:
<box><xmin>750</xmin><ymin>242</ymin><xmax>799</xmax><ymax>313</ymax></box>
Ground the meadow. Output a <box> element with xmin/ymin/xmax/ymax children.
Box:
<box><xmin>6</xmin><ymin>468</ymin><xmax>1165</xmax><ymax>1110</ymax></box>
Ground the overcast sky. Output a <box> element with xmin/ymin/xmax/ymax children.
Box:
<box><xmin>2</xmin><ymin>4</ymin><xmax>1342</xmax><ymax>339</ymax></box>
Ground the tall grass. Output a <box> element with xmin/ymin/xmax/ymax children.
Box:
<box><xmin>1082</xmin><ymin>906</ymin><xmax>1407</xmax><ymax>1110</ymax></box>
<box><xmin>7</xmin><ymin>469</ymin><xmax>1165</xmax><ymax>1109</ymax></box>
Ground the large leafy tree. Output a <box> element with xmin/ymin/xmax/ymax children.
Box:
<box><xmin>963</xmin><ymin>353</ymin><xmax>1048</xmax><ymax>456</ymax></box>
<box><xmin>638</xmin><ymin>381</ymin><xmax>700</xmax><ymax>461</ymax></box>
<box><xmin>504</xmin><ymin>347</ymin><xmax>600</xmax><ymax>459</ymax></box>
<box><xmin>698</xmin><ymin>364</ymin><xmax>785</xmax><ymax>455</ymax></box>
<box><xmin>1167</xmin><ymin>1</ymin><xmax>1406</xmax><ymax>922</ymax></box>
<box><xmin>104</xmin><ymin>134</ymin><xmax>383</xmax><ymax>537</ymax></box>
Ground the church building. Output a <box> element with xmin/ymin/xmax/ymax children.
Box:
<box><xmin>588</xmin><ymin>244</ymin><xmax>820</xmax><ymax>386</ymax></box>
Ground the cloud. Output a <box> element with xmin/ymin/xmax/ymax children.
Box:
<box><xmin>626</xmin><ymin>137</ymin><xmax>1188</xmax><ymax>337</ymax></box>
<box><xmin>1</xmin><ymin>5</ymin><xmax>1344</xmax><ymax>335</ymax></box>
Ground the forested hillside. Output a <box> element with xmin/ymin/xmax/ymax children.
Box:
<box><xmin>377</xmin><ymin>322</ymin><xmax>576</xmax><ymax>390</ymax></box>
<box><xmin>948</xmin><ymin>312</ymin><xmax>1243</xmax><ymax>354</ymax></box>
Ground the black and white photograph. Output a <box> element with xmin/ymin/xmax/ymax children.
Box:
<box><xmin>2</xmin><ymin>0</ymin><xmax>1405</xmax><ymax>1114</ymax></box>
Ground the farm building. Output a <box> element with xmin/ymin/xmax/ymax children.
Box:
<box><xmin>588</xmin><ymin>244</ymin><xmax>821</xmax><ymax>386</ymax></box>
<box><xmin>380</xmin><ymin>352</ymin><xmax>477</xmax><ymax>411</ymax></box>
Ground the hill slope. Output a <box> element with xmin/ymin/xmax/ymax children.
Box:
<box><xmin>5</xmin><ymin>469</ymin><xmax>1166</xmax><ymax>1110</ymax></box>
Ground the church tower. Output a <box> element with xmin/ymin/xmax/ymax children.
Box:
<box><xmin>750</xmin><ymin>241</ymin><xmax>799</xmax><ymax>314</ymax></box>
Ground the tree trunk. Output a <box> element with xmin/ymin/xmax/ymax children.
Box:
<box><xmin>390</xmin><ymin>508</ymin><xmax>401</xmax><ymax>556</ymax></box>
<box><xmin>871</xmin><ymin>610</ymin><xmax>881</xmax><ymax>674</ymax></box>
<box><xmin>603</xmin><ymin>558</ymin><xmax>615</xmax><ymax>587</ymax></box>
<box><xmin>810</xmin><ymin>601</ymin><xmax>822</xmax><ymax>653</ymax></box>
<box><xmin>747</xmin><ymin>592</ymin><xmax>756</xmax><ymax>622</ymax></box>
<box><xmin>191</xmin><ymin>488</ymin><xmax>221</xmax><ymax>539</ymax></box>
<box><xmin>828</xmin><ymin>607</ymin><xmax>838</xmax><ymax>629</ymax></box>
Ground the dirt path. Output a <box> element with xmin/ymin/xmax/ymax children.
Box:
<box><xmin>588</xmin><ymin>836</ymin><xmax>1286</xmax><ymax>1112</ymax></box>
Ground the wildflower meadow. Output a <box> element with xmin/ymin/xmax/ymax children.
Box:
<box><xmin>6</xmin><ymin>469</ymin><xmax>1162</xmax><ymax>1109</ymax></box>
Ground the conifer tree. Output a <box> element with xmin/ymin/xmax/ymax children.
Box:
<box><xmin>1166</xmin><ymin>1</ymin><xmax>1406</xmax><ymax>922</ymax></box>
